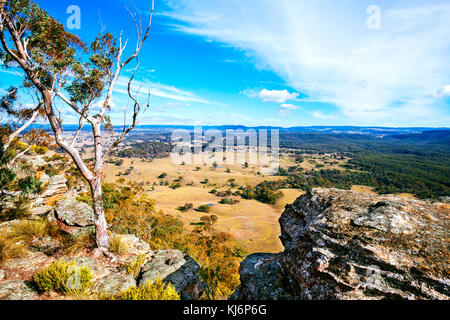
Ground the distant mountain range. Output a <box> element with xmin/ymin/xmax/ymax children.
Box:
<box><xmin>9</xmin><ymin>123</ymin><xmax>450</xmax><ymax>136</ymax></box>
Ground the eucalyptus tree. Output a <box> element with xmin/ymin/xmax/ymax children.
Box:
<box><xmin>0</xmin><ymin>0</ymin><xmax>154</xmax><ymax>252</ymax></box>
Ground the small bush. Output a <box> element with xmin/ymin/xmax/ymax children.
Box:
<box><xmin>33</xmin><ymin>260</ymin><xmax>93</xmax><ymax>294</ymax></box>
<box><xmin>196</xmin><ymin>204</ymin><xmax>211</xmax><ymax>213</ymax></box>
<box><xmin>109</xmin><ymin>235</ymin><xmax>129</xmax><ymax>256</ymax></box>
<box><xmin>17</xmin><ymin>176</ymin><xmax>42</xmax><ymax>194</ymax></box>
<box><xmin>118</xmin><ymin>279</ymin><xmax>180</xmax><ymax>300</ymax></box>
<box><xmin>158</xmin><ymin>173</ymin><xmax>168</xmax><ymax>179</ymax></box>
<box><xmin>0</xmin><ymin>237</ymin><xmax>27</xmax><ymax>266</ymax></box>
<box><xmin>219</xmin><ymin>198</ymin><xmax>240</xmax><ymax>205</ymax></box>
<box><xmin>177</xmin><ymin>203</ymin><xmax>193</xmax><ymax>212</ymax></box>
<box><xmin>123</xmin><ymin>254</ymin><xmax>147</xmax><ymax>278</ymax></box>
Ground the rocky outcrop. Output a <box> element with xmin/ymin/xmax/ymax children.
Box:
<box><xmin>0</xmin><ymin>280</ymin><xmax>39</xmax><ymax>300</ymax></box>
<box><xmin>41</xmin><ymin>175</ymin><xmax>68</xmax><ymax>201</ymax></box>
<box><xmin>140</xmin><ymin>250</ymin><xmax>206</xmax><ymax>300</ymax></box>
<box><xmin>55</xmin><ymin>198</ymin><xmax>94</xmax><ymax>227</ymax></box>
<box><xmin>233</xmin><ymin>188</ymin><xmax>450</xmax><ymax>300</ymax></box>
<box><xmin>93</xmin><ymin>271</ymin><xmax>137</xmax><ymax>296</ymax></box>
<box><xmin>230</xmin><ymin>253</ymin><xmax>292</xmax><ymax>300</ymax></box>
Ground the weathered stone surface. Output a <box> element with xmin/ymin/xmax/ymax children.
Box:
<box><xmin>30</xmin><ymin>236</ymin><xmax>63</xmax><ymax>256</ymax></box>
<box><xmin>61</xmin><ymin>257</ymin><xmax>111</xmax><ymax>281</ymax></box>
<box><xmin>55</xmin><ymin>198</ymin><xmax>94</xmax><ymax>227</ymax></box>
<box><xmin>41</xmin><ymin>175</ymin><xmax>68</xmax><ymax>202</ymax></box>
<box><xmin>3</xmin><ymin>251</ymin><xmax>54</xmax><ymax>276</ymax></box>
<box><xmin>140</xmin><ymin>250</ymin><xmax>205</xmax><ymax>300</ymax></box>
<box><xmin>94</xmin><ymin>271</ymin><xmax>136</xmax><ymax>296</ymax></box>
<box><xmin>0</xmin><ymin>270</ymin><xmax>5</xmax><ymax>281</ymax></box>
<box><xmin>0</xmin><ymin>280</ymin><xmax>39</xmax><ymax>300</ymax></box>
<box><xmin>30</xmin><ymin>205</ymin><xmax>54</xmax><ymax>217</ymax></box>
<box><xmin>231</xmin><ymin>253</ymin><xmax>292</xmax><ymax>300</ymax></box>
<box><xmin>117</xmin><ymin>234</ymin><xmax>152</xmax><ymax>256</ymax></box>
<box><xmin>233</xmin><ymin>188</ymin><xmax>450</xmax><ymax>300</ymax></box>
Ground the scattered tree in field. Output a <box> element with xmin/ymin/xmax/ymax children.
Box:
<box><xmin>196</xmin><ymin>204</ymin><xmax>211</xmax><ymax>213</ymax></box>
<box><xmin>0</xmin><ymin>0</ymin><xmax>154</xmax><ymax>251</ymax></box>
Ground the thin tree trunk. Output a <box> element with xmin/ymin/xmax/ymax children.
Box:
<box><xmin>90</xmin><ymin>176</ymin><xmax>109</xmax><ymax>249</ymax></box>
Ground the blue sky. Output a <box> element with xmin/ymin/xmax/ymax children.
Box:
<box><xmin>1</xmin><ymin>0</ymin><xmax>450</xmax><ymax>127</ymax></box>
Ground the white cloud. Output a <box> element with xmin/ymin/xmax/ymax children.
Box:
<box><xmin>278</xmin><ymin>103</ymin><xmax>300</xmax><ymax>116</ymax></box>
<box><xmin>245</xmin><ymin>89</ymin><xmax>299</xmax><ymax>103</ymax></box>
<box><xmin>435</xmin><ymin>85</ymin><xmax>450</xmax><ymax>97</ymax></box>
<box><xmin>162</xmin><ymin>0</ymin><xmax>450</xmax><ymax>125</ymax></box>
<box><xmin>115</xmin><ymin>76</ymin><xmax>211</xmax><ymax>104</ymax></box>
<box><xmin>311</xmin><ymin>111</ymin><xmax>336</xmax><ymax>120</ymax></box>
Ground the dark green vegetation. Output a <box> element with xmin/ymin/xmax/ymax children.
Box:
<box><xmin>113</xmin><ymin>141</ymin><xmax>172</xmax><ymax>160</ymax></box>
<box><xmin>280</xmin><ymin>130</ymin><xmax>450</xmax><ymax>199</ymax></box>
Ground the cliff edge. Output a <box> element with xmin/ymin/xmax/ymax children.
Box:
<box><xmin>232</xmin><ymin>188</ymin><xmax>449</xmax><ymax>300</ymax></box>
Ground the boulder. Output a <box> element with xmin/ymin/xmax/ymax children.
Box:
<box><xmin>231</xmin><ymin>253</ymin><xmax>292</xmax><ymax>300</ymax></box>
<box><xmin>29</xmin><ymin>205</ymin><xmax>54</xmax><ymax>217</ymax></box>
<box><xmin>55</xmin><ymin>198</ymin><xmax>94</xmax><ymax>227</ymax></box>
<box><xmin>233</xmin><ymin>188</ymin><xmax>450</xmax><ymax>300</ymax></box>
<box><xmin>140</xmin><ymin>250</ymin><xmax>205</xmax><ymax>300</ymax></box>
<box><xmin>115</xmin><ymin>234</ymin><xmax>152</xmax><ymax>257</ymax></box>
<box><xmin>0</xmin><ymin>280</ymin><xmax>39</xmax><ymax>300</ymax></box>
<box><xmin>93</xmin><ymin>271</ymin><xmax>136</xmax><ymax>296</ymax></box>
<box><xmin>41</xmin><ymin>175</ymin><xmax>68</xmax><ymax>200</ymax></box>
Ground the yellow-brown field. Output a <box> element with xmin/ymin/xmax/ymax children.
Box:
<box><xmin>103</xmin><ymin>156</ymin><xmax>303</xmax><ymax>253</ymax></box>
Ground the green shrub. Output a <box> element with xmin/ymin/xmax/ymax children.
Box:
<box><xmin>177</xmin><ymin>203</ymin><xmax>193</xmax><ymax>212</ymax></box>
<box><xmin>118</xmin><ymin>279</ymin><xmax>180</xmax><ymax>300</ymax></box>
<box><xmin>17</xmin><ymin>176</ymin><xmax>42</xmax><ymax>194</ymax></box>
<box><xmin>196</xmin><ymin>204</ymin><xmax>211</xmax><ymax>213</ymax></box>
<box><xmin>33</xmin><ymin>260</ymin><xmax>93</xmax><ymax>294</ymax></box>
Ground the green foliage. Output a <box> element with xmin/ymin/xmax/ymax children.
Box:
<box><xmin>237</xmin><ymin>182</ymin><xmax>284</xmax><ymax>205</ymax></box>
<box><xmin>196</xmin><ymin>204</ymin><xmax>212</xmax><ymax>213</ymax></box>
<box><xmin>0</xmin><ymin>167</ymin><xmax>16</xmax><ymax>189</ymax></box>
<box><xmin>17</xmin><ymin>176</ymin><xmax>42</xmax><ymax>194</ymax></box>
<box><xmin>118</xmin><ymin>279</ymin><xmax>180</xmax><ymax>300</ymax></box>
<box><xmin>33</xmin><ymin>260</ymin><xmax>93</xmax><ymax>294</ymax></box>
<box><xmin>177</xmin><ymin>203</ymin><xmax>193</xmax><ymax>212</ymax></box>
<box><xmin>219</xmin><ymin>198</ymin><xmax>240</xmax><ymax>205</ymax></box>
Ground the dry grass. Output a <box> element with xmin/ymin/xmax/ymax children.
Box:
<box><xmin>0</xmin><ymin>237</ymin><xmax>28</xmax><ymax>266</ymax></box>
<box><xmin>102</xmin><ymin>155</ymin><xmax>307</xmax><ymax>254</ymax></box>
<box><xmin>8</xmin><ymin>220</ymin><xmax>47</xmax><ymax>243</ymax></box>
<box><xmin>65</xmin><ymin>230</ymin><xmax>96</xmax><ymax>255</ymax></box>
<box><xmin>109</xmin><ymin>234</ymin><xmax>129</xmax><ymax>256</ymax></box>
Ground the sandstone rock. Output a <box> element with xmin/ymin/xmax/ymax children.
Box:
<box><xmin>30</xmin><ymin>205</ymin><xmax>54</xmax><ymax>217</ymax></box>
<box><xmin>55</xmin><ymin>198</ymin><xmax>94</xmax><ymax>227</ymax></box>
<box><xmin>140</xmin><ymin>250</ymin><xmax>205</xmax><ymax>300</ymax></box>
<box><xmin>0</xmin><ymin>280</ymin><xmax>39</xmax><ymax>300</ymax></box>
<box><xmin>41</xmin><ymin>175</ymin><xmax>68</xmax><ymax>200</ymax></box>
<box><xmin>60</xmin><ymin>257</ymin><xmax>110</xmax><ymax>281</ymax></box>
<box><xmin>30</xmin><ymin>236</ymin><xmax>63</xmax><ymax>256</ymax></box>
<box><xmin>3</xmin><ymin>251</ymin><xmax>54</xmax><ymax>276</ymax></box>
<box><xmin>116</xmin><ymin>234</ymin><xmax>152</xmax><ymax>256</ymax></box>
<box><xmin>94</xmin><ymin>271</ymin><xmax>136</xmax><ymax>296</ymax></box>
<box><xmin>0</xmin><ymin>270</ymin><xmax>5</xmax><ymax>281</ymax></box>
<box><xmin>231</xmin><ymin>253</ymin><xmax>292</xmax><ymax>300</ymax></box>
<box><xmin>233</xmin><ymin>188</ymin><xmax>450</xmax><ymax>300</ymax></box>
